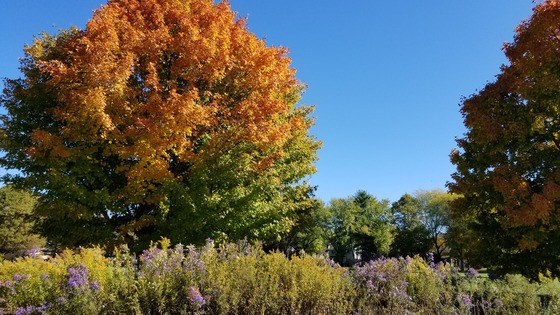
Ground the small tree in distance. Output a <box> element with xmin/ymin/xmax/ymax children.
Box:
<box><xmin>326</xmin><ymin>190</ymin><xmax>394</xmax><ymax>265</ymax></box>
<box><xmin>390</xmin><ymin>193</ymin><xmax>431</xmax><ymax>259</ymax></box>
<box><xmin>0</xmin><ymin>186</ymin><xmax>44</xmax><ymax>259</ymax></box>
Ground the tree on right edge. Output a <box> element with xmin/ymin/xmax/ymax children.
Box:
<box><xmin>449</xmin><ymin>1</ymin><xmax>560</xmax><ymax>278</ymax></box>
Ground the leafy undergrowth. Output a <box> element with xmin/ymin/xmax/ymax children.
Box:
<box><xmin>1</xmin><ymin>239</ymin><xmax>559</xmax><ymax>314</ymax></box>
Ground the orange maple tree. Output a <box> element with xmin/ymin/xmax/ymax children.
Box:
<box><xmin>1</xmin><ymin>0</ymin><xmax>320</xmax><ymax>249</ymax></box>
<box><xmin>449</xmin><ymin>0</ymin><xmax>560</xmax><ymax>276</ymax></box>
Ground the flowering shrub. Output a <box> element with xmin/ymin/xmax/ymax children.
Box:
<box><xmin>0</xmin><ymin>240</ymin><xmax>558</xmax><ymax>314</ymax></box>
<box><xmin>352</xmin><ymin>257</ymin><xmax>413</xmax><ymax>313</ymax></box>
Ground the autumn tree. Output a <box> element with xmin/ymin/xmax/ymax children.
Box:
<box><xmin>0</xmin><ymin>186</ymin><xmax>44</xmax><ymax>259</ymax></box>
<box><xmin>0</xmin><ymin>0</ymin><xmax>320</xmax><ymax>250</ymax></box>
<box><xmin>449</xmin><ymin>0</ymin><xmax>560</xmax><ymax>277</ymax></box>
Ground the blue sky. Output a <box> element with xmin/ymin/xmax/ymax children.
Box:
<box><xmin>0</xmin><ymin>1</ymin><xmax>536</xmax><ymax>202</ymax></box>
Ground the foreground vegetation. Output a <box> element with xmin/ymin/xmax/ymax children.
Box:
<box><xmin>1</xmin><ymin>239</ymin><xmax>559</xmax><ymax>315</ymax></box>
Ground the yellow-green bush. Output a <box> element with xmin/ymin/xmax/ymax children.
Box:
<box><xmin>0</xmin><ymin>240</ymin><xmax>558</xmax><ymax>314</ymax></box>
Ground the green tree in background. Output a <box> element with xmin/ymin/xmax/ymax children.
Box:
<box><xmin>0</xmin><ymin>186</ymin><xmax>44</xmax><ymax>258</ymax></box>
<box><xmin>267</xmin><ymin>196</ymin><xmax>331</xmax><ymax>257</ymax></box>
<box><xmin>326</xmin><ymin>190</ymin><xmax>393</xmax><ymax>265</ymax></box>
<box><xmin>390</xmin><ymin>194</ymin><xmax>431</xmax><ymax>258</ymax></box>
<box><xmin>416</xmin><ymin>190</ymin><xmax>455</xmax><ymax>262</ymax></box>
<box><xmin>389</xmin><ymin>190</ymin><xmax>455</xmax><ymax>261</ymax></box>
<box><xmin>449</xmin><ymin>0</ymin><xmax>560</xmax><ymax>277</ymax></box>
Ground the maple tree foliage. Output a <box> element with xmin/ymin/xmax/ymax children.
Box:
<box><xmin>449</xmin><ymin>0</ymin><xmax>560</xmax><ymax>277</ymax></box>
<box><xmin>0</xmin><ymin>0</ymin><xmax>320</xmax><ymax>250</ymax></box>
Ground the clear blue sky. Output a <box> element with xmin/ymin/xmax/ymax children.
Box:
<box><xmin>0</xmin><ymin>1</ymin><xmax>536</xmax><ymax>203</ymax></box>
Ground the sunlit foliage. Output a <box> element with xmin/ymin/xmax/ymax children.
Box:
<box><xmin>0</xmin><ymin>0</ymin><xmax>320</xmax><ymax>250</ymax></box>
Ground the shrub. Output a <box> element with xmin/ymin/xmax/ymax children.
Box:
<box><xmin>0</xmin><ymin>239</ymin><xmax>558</xmax><ymax>314</ymax></box>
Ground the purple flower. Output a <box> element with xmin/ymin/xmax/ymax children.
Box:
<box><xmin>13</xmin><ymin>274</ymin><xmax>29</xmax><ymax>282</ymax></box>
<box><xmin>89</xmin><ymin>281</ymin><xmax>102</xmax><ymax>291</ymax></box>
<box><xmin>426</xmin><ymin>252</ymin><xmax>435</xmax><ymax>268</ymax></box>
<box><xmin>67</xmin><ymin>264</ymin><xmax>89</xmax><ymax>291</ymax></box>
<box><xmin>0</xmin><ymin>280</ymin><xmax>15</xmax><ymax>294</ymax></box>
<box><xmin>14</xmin><ymin>306</ymin><xmax>29</xmax><ymax>315</ymax></box>
<box><xmin>188</xmin><ymin>287</ymin><xmax>206</xmax><ymax>309</ymax></box>
<box><xmin>188</xmin><ymin>247</ymin><xmax>199</xmax><ymax>258</ymax></box>
<box><xmin>482</xmin><ymin>300</ymin><xmax>493</xmax><ymax>309</ymax></box>
<box><xmin>176</xmin><ymin>244</ymin><xmax>185</xmax><ymax>255</ymax></box>
<box><xmin>14</xmin><ymin>305</ymin><xmax>46</xmax><ymax>315</ymax></box>
<box><xmin>494</xmin><ymin>299</ymin><xmax>504</xmax><ymax>307</ymax></box>
<box><xmin>26</xmin><ymin>248</ymin><xmax>41</xmax><ymax>258</ymax></box>
<box><xmin>140</xmin><ymin>248</ymin><xmax>162</xmax><ymax>263</ymax></box>
<box><xmin>183</xmin><ymin>247</ymin><xmax>206</xmax><ymax>276</ymax></box>
<box><xmin>458</xmin><ymin>293</ymin><xmax>474</xmax><ymax>308</ymax></box>
<box><xmin>465</xmin><ymin>267</ymin><xmax>479</xmax><ymax>278</ymax></box>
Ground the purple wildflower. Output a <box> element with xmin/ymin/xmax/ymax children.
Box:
<box><xmin>26</xmin><ymin>248</ymin><xmax>41</xmax><ymax>258</ymax></box>
<box><xmin>188</xmin><ymin>247</ymin><xmax>199</xmax><ymax>258</ymax></box>
<box><xmin>176</xmin><ymin>244</ymin><xmax>185</xmax><ymax>255</ymax></box>
<box><xmin>12</xmin><ymin>274</ymin><xmax>29</xmax><ymax>282</ymax></box>
<box><xmin>458</xmin><ymin>293</ymin><xmax>474</xmax><ymax>308</ymax></box>
<box><xmin>14</xmin><ymin>305</ymin><xmax>46</xmax><ymax>315</ymax></box>
<box><xmin>0</xmin><ymin>280</ymin><xmax>15</xmax><ymax>294</ymax></box>
<box><xmin>426</xmin><ymin>252</ymin><xmax>435</xmax><ymax>268</ymax></box>
<box><xmin>482</xmin><ymin>300</ymin><xmax>493</xmax><ymax>309</ymax></box>
<box><xmin>89</xmin><ymin>281</ymin><xmax>102</xmax><ymax>291</ymax></box>
<box><xmin>494</xmin><ymin>299</ymin><xmax>504</xmax><ymax>307</ymax></box>
<box><xmin>139</xmin><ymin>247</ymin><xmax>162</xmax><ymax>268</ymax></box>
<box><xmin>67</xmin><ymin>264</ymin><xmax>89</xmax><ymax>292</ymax></box>
<box><xmin>183</xmin><ymin>247</ymin><xmax>206</xmax><ymax>276</ymax></box>
<box><xmin>465</xmin><ymin>267</ymin><xmax>479</xmax><ymax>278</ymax></box>
<box><xmin>188</xmin><ymin>287</ymin><xmax>206</xmax><ymax>309</ymax></box>
<box><xmin>14</xmin><ymin>306</ymin><xmax>29</xmax><ymax>315</ymax></box>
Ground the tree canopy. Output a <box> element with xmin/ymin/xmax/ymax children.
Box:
<box><xmin>0</xmin><ymin>186</ymin><xmax>44</xmax><ymax>258</ymax></box>
<box><xmin>389</xmin><ymin>190</ymin><xmax>455</xmax><ymax>261</ymax></box>
<box><xmin>390</xmin><ymin>193</ymin><xmax>431</xmax><ymax>259</ymax></box>
<box><xmin>449</xmin><ymin>0</ymin><xmax>560</xmax><ymax>277</ymax></box>
<box><xmin>326</xmin><ymin>190</ymin><xmax>394</xmax><ymax>265</ymax></box>
<box><xmin>0</xmin><ymin>0</ymin><xmax>319</xmax><ymax>250</ymax></box>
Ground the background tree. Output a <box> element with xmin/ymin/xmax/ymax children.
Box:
<box><xmin>449</xmin><ymin>0</ymin><xmax>560</xmax><ymax>277</ymax></box>
<box><xmin>445</xmin><ymin>206</ymin><xmax>475</xmax><ymax>271</ymax></box>
<box><xmin>390</xmin><ymin>193</ymin><xmax>431</xmax><ymax>258</ymax></box>
<box><xmin>0</xmin><ymin>0</ymin><xmax>320</xmax><ymax>250</ymax></box>
<box><xmin>267</xmin><ymin>196</ymin><xmax>331</xmax><ymax>257</ymax></box>
<box><xmin>326</xmin><ymin>190</ymin><xmax>394</xmax><ymax>265</ymax></box>
<box><xmin>389</xmin><ymin>190</ymin><xmax>455</xmax><ymax>261</ymax></box>
<box><xmin>415</xmin><ymin>190</ymin><xmax>455</xmax><ymax>262</ymax></box>
<box><xmin>0</xmin><ymin>186</ymin><xmax>44</xmax><ymax>259</ymax></box>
